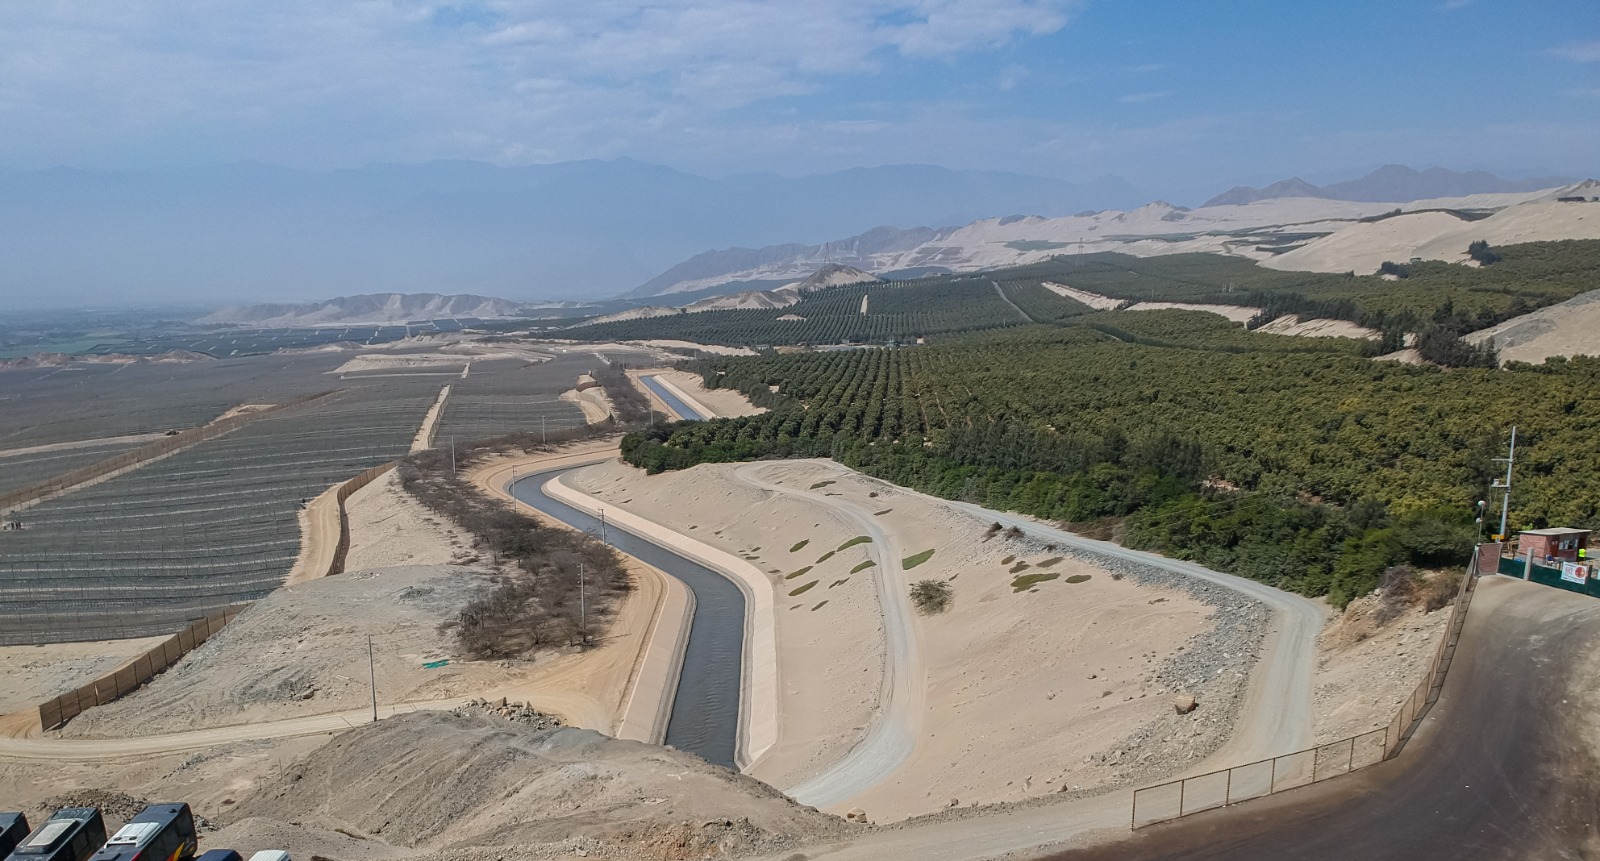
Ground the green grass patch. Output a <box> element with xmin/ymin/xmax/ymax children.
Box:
<box><xmin>874</xmin><ymin>509</ymin><xmax>893</xmax><ymax>516</ymax></box>
<box><xmin>1066</xmin><ymin>574</ymin><xmax>1092</xmax><ymax>584</ymax></box>
<box><xmin>785</xmin><ymin>566</ymin><xmax>813</xmax><ymax>580</ymax></box>
<box><xmin>815</xmin><ymin>550</ymin><xmax>836</xmax><ymax>564</ymax></box>
<box><xmin>829</xmin><ymin>578</ymin><xmax>850</xmax><ymax>588</ymax></box>
<box><xmin>1011</xmin><ymin>571</ymin><xmax>1062</xmax><ymax>592</ymax></box>
<box><xmin>1009</xmin><ymin>561</ymin><xmax>1031</xmax><ymax>573</ymax></box>
<box><xmin>1001</xmin><ymin>554</ymin><xmax>1016</xmax><ymax>565</ymax></box>
<box><xmin>902</xmin><ymin>549</ymin><xmax>936</xmax><ymax>570</ymax></box>
<box><xmin>809</xmin><ymin>480</ymin><xmax>836</xmax><ymax>490</ymax></box>
<box><xmin>837</xmin><ymin>535</ymin><xmax>872</xmax><ymax>551</ymax></box>
<box><xmin>789</xmin><ymin>539</ymin><xmax>810</xmax><ymax>553</ymax></box>
<box><xmin>811</xmin><ymin>600</ymin><xmax>829</xmax><ymax>611</ymax></box>
<box><xmin>789</xmin><ymin>580</ymin><xmax>819</xmax><ymax>596</ymax></box>
<box><xmin>850</xmin><ymin>560</ymin><xmax>877</xmax><ymax>574</ymax></box>
<box><xmin>1037</xmin><ymin>557</ymin><xmax>1064</xmax><ymax>568</ymax></box>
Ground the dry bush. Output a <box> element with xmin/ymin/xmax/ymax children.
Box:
<box><xmin>399</xmin><ymin>449</ymin><xmax>631</xmax><ymax>659</ymax></box>
<box><xmin>910</xmin><ymin>579</ymin><xmax>952</xmax><ymax>615</ymax></box>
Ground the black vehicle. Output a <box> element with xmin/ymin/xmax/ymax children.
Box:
<box><xmin>84</xmin><ymin>805</ymin><xmax>195</xmax><ymax>861</ymax></box>
<box><xmin>0</xmin><ymin>813</ymin><xmax>29</xmax><ymax>857</ymax></box>
<box><xmin>6</xmin><ymin>808</ymin><xmax>106</xmax><ymax>861</ymax></box>
<box><xmin>192</xmin><ymin>853</ymin><xmax>239</xmax><ymax>861</ymax></box>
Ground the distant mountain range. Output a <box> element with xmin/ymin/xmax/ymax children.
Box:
<box><xmin>0</xmin><ymin>160</ymin><xmax>1150</xmax><ymax>307</ymax></box>
<box><xmin>200</xmin><ymin>293</ymin><xmax>525</xmax><ymax>326</ymax></box>
<box><xmin>1202</xmin><ymin>165</ymin><xmax>1576</xmax><ymax>207</ymax></box>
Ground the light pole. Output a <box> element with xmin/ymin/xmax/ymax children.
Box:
<box><xmin>367</xmin><ymin>634</ymin><xmax>378</xmax><ymax>723</ymax></box>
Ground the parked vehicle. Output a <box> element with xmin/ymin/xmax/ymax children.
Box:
<box><xmin>84</xmin><ymin>805</ymin><xmax>195</xmax><ymax>861</ymax></box>
<box><xmin>5</xmin><ymin>809</ymin><xmax>106</xmax><ymax>861</ymax></box>
<box><xmin>192</xmin><ymin>852</ymin><xmax>240</xmax><ymax>861</ymax></box>
<box><xmin>0</xmin><ymin>813</ymin><xmax>29</xmax><ymax>857</ymax></box>
<box><xmin>243</xmin><ymin>853</ymin><xmax>289</xmax><ymax>861</ymax></box>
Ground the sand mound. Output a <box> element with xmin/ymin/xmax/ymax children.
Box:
<box><xmin>226</xmin><ymin>711</ymin><xmax>845</xmax><ymax>857</ymax></box>
<box><xmin>1465</xmin><ymin>287</ymin><xmax>1600</xmax><ymax>363</ymax></box>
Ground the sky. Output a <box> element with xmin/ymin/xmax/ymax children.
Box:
<box><xmin>1</xmin><ymin>0</ymin><xmax>1597</xmax><ymax>189</ymax></box>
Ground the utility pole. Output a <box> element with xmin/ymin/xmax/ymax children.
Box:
<box><xmin>367</xmin><ymin>634</ymin><xmax>378</xmax><ymax>723</ymax></box>
<box><xmin>579</xmin><ymin>560</ymin><xmax>587</xmax><ymax>644</ymax></box>
<box><xmin>599</xmin><ymin>509</ymin><xmax>607</xmax><ymax>545</ymax></box>
<box><xmin>450</xmin><ymin>436</ymin><xmax>457</xmax><ymax>476</ymax></box>
<box><xmin>541</xmin><ymin>415</ymin><xmax>547</xmax><ymax>445</ymax></box>
<box><xmin>1493</xmin><ymin>425</ymin><xmax>1517</xmax><ymax>541</ymax></box>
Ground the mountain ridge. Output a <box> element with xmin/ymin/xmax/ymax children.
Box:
<box><xmin>1202</xmin><ymin>165</ymin><xmax>1575</xmax><ymax>208</ymax></box>
<box><xmin>200</xmin><ymin>292</ymin><xmax>524</xmax><ymax>326</ymax></box>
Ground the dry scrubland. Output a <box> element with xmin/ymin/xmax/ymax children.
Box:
<box><xmin>566</xmin><ymin>457</ymin><xmax>1261</xmax><ymax>821</ymax></box>
<box><xmin>1311</xmin><ymin>590</ymin><xmax>1452</xmax><ymax>744</ymax></box>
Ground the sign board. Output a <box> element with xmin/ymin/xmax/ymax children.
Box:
<box><xmin>422</xmin><ymin>659</ymin><xmax>450</xmax><ymax>669</ymax></box>
<box><xmin>1560</xmin><ymin>562</ymin><xmax>1589</xmax><ymax>584</ymax></box>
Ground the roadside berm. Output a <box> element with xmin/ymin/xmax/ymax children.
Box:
<box><xmin>215</xmin><ymin>710</ymin><xmax>848</xmax><ymax>860</ymax></box>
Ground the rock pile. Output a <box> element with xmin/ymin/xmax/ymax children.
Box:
<box><xmin>451</xmin><ymin>698</ymin><xmax>564</xmax><ymax>730</ymax></box>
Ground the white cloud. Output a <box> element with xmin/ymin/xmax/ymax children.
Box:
<box><xmin>0</xmin><ymin>1</ymin><xmax>1083</xmax><ymax>169</ymax></box>
<box><xmin>1550</xmin><ymin>40</ymin><xmax>1600</xmax><ymax>62</ymax></box>
<box><xmin>998</xmin><ymin>63</ymin><xmax>1029</xmax><ymax>91</ymax></box>
<box><xmin>1119</xmin><ymin>91</ymin><xmax>1172</xmax><ymax>104</ymax></box>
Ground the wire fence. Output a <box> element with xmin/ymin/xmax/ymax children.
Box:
<box><xmin>1132</xmin><ymin>556</ymin><xmax>1482</xmax><ymax>829</ymax></box>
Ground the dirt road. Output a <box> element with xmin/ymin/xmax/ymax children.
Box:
<box><xmin>728</xmin><ymin>462</ymin><xmax>926</xmax><ymax>810</ymax></box>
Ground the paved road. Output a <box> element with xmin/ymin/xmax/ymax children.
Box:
<box><xmin>1039</xmin><ymin>576</ymin><xmax>1600</xmax><ymax>861</ymax></box>
<box><xmin>729</xmin><ymin>463</ymin><xmax>927</xmax><ymax>809</ymax></box>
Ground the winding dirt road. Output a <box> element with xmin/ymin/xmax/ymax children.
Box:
<box><xmin>729</xmin><ymin>463</ymin><xmax>927</xmax><ymax>809</ymax></box>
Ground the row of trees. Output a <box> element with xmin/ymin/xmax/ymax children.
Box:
<box><xmin>623</xmin><ymin>326</ymin><xmax>1600</xmax><ymax>606</ymax></box>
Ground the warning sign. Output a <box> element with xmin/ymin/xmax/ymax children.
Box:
<box><xmin>1560</xmin><ymin>562</ymin><xmax>1589</xmax><ymax>584</ymax></box>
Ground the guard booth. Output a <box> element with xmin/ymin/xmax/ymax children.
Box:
<box><xmin>1499</xmin><ymin>527</ymin><xmax>1598</xmax><ymax>598</ymax></box>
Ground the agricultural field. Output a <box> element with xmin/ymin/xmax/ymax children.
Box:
<box><xmin>0</xmin><ymin>377</ymin><xmax>443</xmax><ymax>644</ymax></box>
<box><xmin>82</xmin><ymin>318</ymin><xmax>487</xmax><ymax>358</ymax></box>
<box><xmin>0</xmin><ymin>441</ymin><xmax>148</xmax><ymax>497</ymax></box>
<box><xmin>561</xmin><ymin>275</ymin><xmax>1028</xmax><ymax>347</ymax></box>
<box><xmin>0</xmin><ymin>353</ymin><xmax>350</xmax><ymax>448</ymax></box>
<box><xmin>431</xmin><ymin>355</ymin><xmax>590</xmax><ymax>444</ymax></box>
<box><xmin>623</xmin><ymin>324</ymin><xmax>1600</xmax><ymax>606</ymax></box>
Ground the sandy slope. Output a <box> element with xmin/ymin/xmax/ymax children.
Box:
<box><xmin>1256</xmin><ymin>314</ymin><xmax>1380</xmax><ymax>339</ymax></box>
<box><xmin>1465</xmin><ymin>287</ymin><xmax>1600</xmax><ymax>363</ymax></box>
<box><xmin>561</xmin><ymin>458</ymin><xmax>1228</xmax><ymax>822</ymax></box>
<box><xmin>567</xmin><ymin>459</ymin><xmax>885</xmax><ymax>791</ymax></box>
<box><xmin>1265</xmin><ymin>199</ymin><xmax>1600</xmax><ymax>275</ymax></box>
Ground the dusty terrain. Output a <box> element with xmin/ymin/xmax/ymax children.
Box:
<box><xmin>1465</xmin><ymin>286</ymin><xmax>1600</xmax><ymax>363</ymax></box>
<box><xmin>568</xmin><ymin>458</ymin><xmax>884</xmax><ymax>790</ymax></box>
<box><xmin>224</xmin><ymin>710</ymin><xmax>850</xmax><ymax>860</ymax></box>
<box><xmin>1310</xmin><ymin>591</ymin><xmax>1451</xmax><ymax>744</ymax></box>
<box><xmin>57</xmin><ymin>565</ymin><xmax>497</xmax><ymax>738</ymax></box>
<box><xmin>563</xmin><ymin>458</ymin><xmax>1254</xmax><ymax>822</ymax></box>
<box><xmin>0</xmin><ymin>637</ymin><xmax>167</xmax><ymax>715</ymax></box>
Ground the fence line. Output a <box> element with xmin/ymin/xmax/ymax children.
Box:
<box><xmin>1132</xmin><ymin>554</ymin><xmax>1483</xmax><ymax>829</ymax></box>
<box><xmin>328</xmin><ymin>462</ymin><xmax>398</xmax><ymax>578</ymax></box>
<box><xmin>35</xmin><ymin>606</ymin><xmax>246</xmax><ymax>730</ymax></box>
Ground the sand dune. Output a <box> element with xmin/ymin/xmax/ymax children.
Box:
<box><xmin>1465</xmin><ymin>287</ymin><xmax>1600</xmax><ymax>363</ymax></box>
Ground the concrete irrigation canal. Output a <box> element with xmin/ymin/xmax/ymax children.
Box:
<box><xmin>638</xmin><ymin>374</ymin><xmax>706</xmax><ymax>421</ymax></box>
<box><xmin>511</xmin><ymin>458</ymin><xmax>746</xmax><ymax>769</ymax></box>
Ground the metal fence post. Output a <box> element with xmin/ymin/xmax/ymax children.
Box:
<box><xmin>1178</xmin><ymin>778</ymin><xmax>1186</xmax><ymax>817</ymax></box>
<box><xmin>1269</xmin><ymin>757</ymin><xmax>1277</xmax><ymax>793</ymax></box>
<box><xmin>1225</xmin><ymin>768</ymin><xmax>1233</xmax><ymax>806</ymax></box>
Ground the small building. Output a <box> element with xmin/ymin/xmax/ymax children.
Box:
<box><xmin>1517</xmin><ymin>527</ymin><xmax>1590</xmax><ymax>564</ymax></box>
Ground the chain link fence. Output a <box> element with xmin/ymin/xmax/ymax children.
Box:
<box><xmin>1133</xmin><ymin>558</ymin><xmax>1481</xmax><ymax>829</ymax></box>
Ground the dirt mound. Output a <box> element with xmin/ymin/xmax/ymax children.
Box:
<box><xmin>227</xmin><ymin>711</ymin><xmax>846</xmax><ymax>858</ymax></box>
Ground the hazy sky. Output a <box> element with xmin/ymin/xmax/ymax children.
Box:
<box><xmin>1</xmin><ymin>1</ymin><xmax>1596</xmax><ymax>187</ymax></box>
